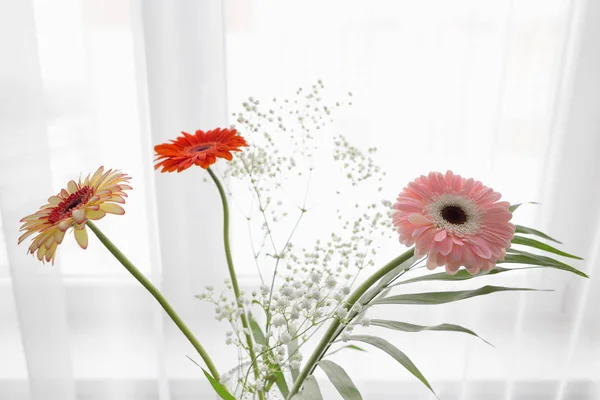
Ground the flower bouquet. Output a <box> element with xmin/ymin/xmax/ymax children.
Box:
<box><xmin>19</xmin><ymin>82</ymin><xmax>588</xmax><ymax>399</ymax></box>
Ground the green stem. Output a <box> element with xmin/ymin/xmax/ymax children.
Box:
<box><xmin>207</xmin><ymin>168</ymin><xmax>265</xmax><ymax>400</ymax></box>
<box><xmin>286</xmin><ymin>247</ymin><xmax>415</xmax><ymax>399</ymax></box>
<box><xmin>86</xmin><ymin>221</ymin><xmax>221</xmax><ymax>382</ymax></box>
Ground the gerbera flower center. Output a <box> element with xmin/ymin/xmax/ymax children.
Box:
<box><xmin>441</xmin><ymin>205</ymin><xmax>468</xmax><ymax>225</ymax></box>
<box><xmin>426</xmin><ymin>193</ymin><xmax>482</xmax><ymax>236</ymax></box>
<box><xmin>191</xmin><ymin>144</ymin><xmax>213</xmax><ymax>153</ymax></box>
<box><xmin>48</xmin><ymin>187</ymin><xmax>93</xmax><ymax>224</ymax></box>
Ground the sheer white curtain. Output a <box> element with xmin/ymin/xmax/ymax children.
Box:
<box><xmin>0</xmin><ymin>0</ymin><xmax>598</xmax><ymax>399</ymax></box>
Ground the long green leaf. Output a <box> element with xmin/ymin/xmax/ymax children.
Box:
<box><xmin>350</xmin><ymin>335</ymin><xmax>436</xmax><ymax>398</ymax></box>
<box><xmin>502</xmin><ymin>250</ymin><xmax>589</xmax><ymax>278</ymax></box>
<box><xmin>202</xmin><ymin>368</ymin><xmax>236</xmax><ymax>400</ymax></box>
<box><xmin>293</xmin><ymin>375</ymin><xmax>323</xmax><ymax>400</ymax></box>
<box><xmin>392</xmin><ymin>267</ymin><xmax>510</xmax><ymax>286</ymax></box>
<box><xmin>515</xmin><ymin>225</ymin><xmax>562</xmax><ymax>244</ymax></box>
<box><xmin>318</xmin><ymin>360</ymin><xmax>363</xmax><ymax>400</ymax></box>
<box><xmin>370</xmin><ymin>319</ymin><xmax>492</xmax><ymax>346</ymax></box>
<box><xmin>374</xmin><ymin>285</ymin><xmax>544</xmax><ymax>306</ymax></box>
<box><xmin>249</xmin><ymin>313</ymin><xmax>290</xmax><ymax>397</ymax></box>
<box><xmin>512</xmin><ymin>235</ymin><xmax>583</xmax><ymax>260</ymax></box>
<box><xmin>327</xmin><ymin>344</ymin><xmax>367</xmax><ymax>357</ymax></box>
<box><xmin>509</xmin><ymin>202</ymin><xmax>539</xmax><ymax>212</ymax></box>
<box><xmin>249</xmin><ymin>313</ymin><xmax>267</xmax><ymax>346</ymax></box>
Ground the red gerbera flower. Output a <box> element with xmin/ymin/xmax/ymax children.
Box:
<box><xmin>154</xmin><ymin>128</ymin><xmax>248</xmax><ymax>173</ymax></box>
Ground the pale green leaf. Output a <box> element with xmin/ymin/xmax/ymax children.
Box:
<box><xmin>515</xmin><ymin>225</ymin><xmax>562</xmax><ymax>244</ymax></box>
<box><xmin>512</xmin><ymin>235</ymin><xmax>583</xmax><ymax>260</ymax></box>
<box><xmin>202</xmin><ymin>368</ymin><xmax>236</xmax><ymax>400</ymax></box>
<box><xmin>374</xmin><ymin>285</ymin><xmax>544</xmax><ymax>306</ymax></box>
<box><xmin>318</xmin><ymin>360</ymin><xmax>363</xmax><ymax>400</ymax></box>
<box><xmin>502</xmin><ymin>250</ymin><xmax>589</xmax><ymax>278</ymax></box>
<box><xmin>392</xmin><ymin>268</ymin><xmax>510</xmax><ymax>286</ymax></box>
<box><xmin>370</xmin><ymin>319</ymin><xmax>492</xmax><ymax>346</ymax></box>
<box><xmin>328</xmin><ymin>344</ymin><xmax>367</xmax><ymax>357</ymax></box>
<box><xmin>509</xmin><ymin>202</ymin><xmax>539</xmax><ymax>212</ymax></box>
<box><xmin>293</xmin><ymin>375</ymin><xmax>323</xmax><ymax>400</ymax></box>
<box><xmin>350</xmin><ymin>335</ymin><xmax>437</xmax><ymax>398</ymax></box>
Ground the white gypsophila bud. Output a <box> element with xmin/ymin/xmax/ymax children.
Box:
<box><xmin>260</xmin><ymin>285</ymin><xmax>270</xmax><ymax>296</ymax></box>
<box><xmin>309</xmin><ymin>288</ymin><xmax>321</xmax><ymax>301</ymax></box>
<box><xmin>361</xmin><ymin>317</ymin><xmax>370</xmax><ymax>327</ymax></box>
<box><xmin>277</xmin><ymin>346</ymin><xmax>286</xmax><ymax>356</ymax></box>
<box><xmin>252</xmin><ymin>290</ymin><xmax>257</xmax><ymax>297</ymax></box>
<box><xmin>337</xmin><ymin>307</ymin><xmax>348</xmax><ymax>319</ymax></box>
<box><xmin>282</xmin><ymin>286</ymin><xmax>296</xmax><ymax>298</ymax></box>
<box><xmin>325</xmin><ymin>276</ymin><xmax>337</xmax><ymax>288</ymax></box>
<box><xmin>280</xmin><ymin>332</ymin><xmax>292</xmax><ymax>344</ymax></box>
<box><xmin>272</xmin><ymin>315</ymin><xmax>286</xmax><ymax>328</ymax></box>
<box><xmin>256</xmin><ymin>381</ymin><xmax>265</xmax><ymax>391</ymax></box>
<box><xmin>341</xmin><ymin>331</ymin><xmax>351</xmax><ymax>342</ymax></box>
<box><xmin>342</xmin><ymin>286</ymin><xmax>351</xmax><ymax>295</ymax></box>
<box><xmin>275</xmin><ymin>353</ymin><xmax>285</xmax><ymax>363</ymax></box>
<box><xmin>300</xmin><ymin>299</ymin><xmax>311</xmax><ymax>310</ymax></box>
<box><xmin>310</xmin><ymin>271</ymin><xmax>321</xmax><ymax>283</ymax></box>
<box><xmin>266</xmin><ymin>330</ymin><xmax>274</xmax><ymax>338</ymax></box>
<box><xmin>225</xmin><ymin>337</ymin><xmax>233</xmax><ymax>345</ymax></box>
<box><xmin>353</xmin><ymin>303</ymin><xmax>363</xmax><ymax>313</ymax></box>
<box><xmin>243</xmin><ymin>328</ymin><xmax>250</xmax><ymax>336</ymax></box>
<box><xmin>333</xmin><ymin>292</ymin><xmax>344</xmax><ymax>302</ymax></box>
<box><xmin>293</xmin><ymin>280</ymin><xmax>303</xmax><ymax>289</ymax></box>
<box><xmin>290</xmin><ymin>360</ymin><xmax>301</xmax><ymax>370</ymax></box>
<box><xmin>259</xmin><ymin>363</ymin><xmax>269</xmax><ymax>373</ymax></box>
<box><xmin>226</xmin><ymin>331</ymin><xmax>233</xmax><ymax>337</ymax></box>
<box><xmin>234</xmin><ymin>309</ymin><xmax>243</xmax><ymax>319</ymax></box>
<box><xmin>205</xmin><ymin>285</ymin><xmax>214</xmax><ymax>292</ymax></box>
<box><xmin>255</xmin><ymin>344</ymin><xmax>264</xmax><ymax>353</ymax></box>
<box><xmin>346</xmin><ymin>324</ymin><xmax>354</xmax><ymax>333</ymax></box>
<box><xmin>314</xmin><ymin>310</ymin><xmax>323</xmax><ymax>319</ymax></box>
<box><xmin>290</xmin><ymin>307</ymin><xmax>300</xmax><ymax>320</ymax></box>
<box><xmin>276</xmin><ymin>297</ymin><xmax>289</xmax><ymax>308</ymax></box>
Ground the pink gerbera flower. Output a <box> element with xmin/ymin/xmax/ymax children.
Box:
<box><xmin>392</xmin><ymin>171</ymin><xmax>515</xmax><ymax>275</ymax></box>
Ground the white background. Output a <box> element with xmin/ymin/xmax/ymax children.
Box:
<box><xmin>0</xmin><ymin>0</ymin><xmax>599</xmax><ymax>399</ymax></box>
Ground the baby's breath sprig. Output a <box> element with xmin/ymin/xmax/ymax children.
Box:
<box><xmin>198</xmin><ymin>81</ymin><xmax>396</xmax><ymax>398</ymax></box>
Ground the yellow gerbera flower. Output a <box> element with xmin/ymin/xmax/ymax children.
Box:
<box><xmin>18</xmin><ymin>166</ymin><xmax>132</xmax><ymax>264</ymax></box>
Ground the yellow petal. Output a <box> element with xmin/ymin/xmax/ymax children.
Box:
<box><xmin>72</xmin><ymin>208</ymin><xmax>86</xmax><ymax>224</ymax></box>
<box><xmin>90</xmin><ymin>166</ymin><xmax>105</xmax><ymax>186</ymax></box>
<box><xmin>48</xmin><ymin>196</ymin><xmax>62</xmax><ymax>205</ymax></box>
<box><xmin>107</xmin><ymin>195</ymin><xmax>125</xmax><ymax>204</ymax></box>
<box><xmin>37</xmin><ymin>245</ymin><xmax>47</xmax><ymax>261</ymax></box>
<box><xmin>54</xmin><ymin>229</ymin><xmax>66</xmax><ymax>244</ymax></box>
<box><xmin>18</xmin><ymin>229</ymin><xmax>37</xmax><ymax>244</ymax></box>
<box><xmin>100</xmin><ymin>203</ymin><xmax>125</xmax><ymax>215</ymax></box>
<box><xmin>74</xmin><ymin>227</ymin><xmax>88</xmax><ymax>249</ymax></box>
<box><xmin>67</xmin><ymin>180</ymin><xmax>78</xmax><ymax>194</ymax></box>
<box><xmin>86</xmin><ymin>209</ymin><xmax>106</xmax><ymax>220</ymax></box>
<box><xmin>58</xmin><ymin>220</ymin><xmax>72</xmax><ymax>232</ymax></box>
<box><xmin>44</xmin><ymin>235</ymin><xmax>54</xmax><ymax>249</ymax></box>
<box><xmin>45</xmin><ymin>242</ymin><xmax>58</xmax><ymax>262</ymax></box>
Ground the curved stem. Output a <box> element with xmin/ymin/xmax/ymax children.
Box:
<box><xmin>207</xmin><ymin>168</ymin><xmax>265</xmax><ymax>400</ymax></box>
<box><xmin>86</xmin><ymin>221</ymin><xmax>221</xmax><ymax>381</ymax></box>
<box><xmin>286</xmin><ymin>247</ymin><xmax>415</xmax><ymax>399</ymax></box>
